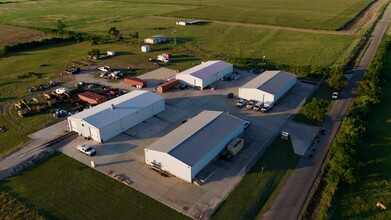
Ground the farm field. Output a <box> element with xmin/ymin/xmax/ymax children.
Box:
<box><xmin>0</xmin><ymin>153</ymin><xmax>188</xmax><ymax>220</ymax></box>
<box><xmin>151</xmin><ymin>0</ymin><xmax>374</xmax><ymax>30</ymax></box>
<box><xmin>0</xmin><ymin>0</ymin><xmax>373</xmax><ymax>31</ymax></box>
<box><xmin>0</xmin><ymin>25</ymin><xmax>49</xmax><ymax>47</ymax></box>
<box><xmin>212</xmin><ymin>138</ymin><xmax>300</xmax><ymax>219</ymax></box>
<box><xmin>332</xmin><ymin>39</ymin><xmax>391</xmax><ymax>219</ymax></box>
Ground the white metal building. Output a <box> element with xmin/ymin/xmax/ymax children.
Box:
<box><xmin>68</xmin><ymin>91</ymin><xmax>165</xmax><ymax>143</ymax></box>
<box><xmin>145</xmin><ymin>110</ymin><xmax>246</xmax><ymax>183</ymax></box>
<box><xmin>176</xmin><ymin>60</ymin><xmax>233</xmax><ymax>90</ymax></box>
<box><xmin>239</xmin><ymin>70</ymin><xmax>297</xmax><ymax>105</ymax></box>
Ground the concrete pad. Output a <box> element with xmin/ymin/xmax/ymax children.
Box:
<box><xmin>28</xmin><ymin>120</ymin><xmax>69</xmax><ymax>142</ymax></box>
<box><xmin>285</xmin><ymin>122</ymin><xmax>320</xmax><ymax>156</ymax></box>
<box><xmin>57</xmin><ymin>70</ymin><xmax>318</xmax><ymax>219</ymax></box>
<box><xmin>137</xmin><ymin>67</ymin><xmax>177</xmax><ymax>88</ymax></box>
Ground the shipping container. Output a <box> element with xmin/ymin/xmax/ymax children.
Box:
<box><xmin>78</xmin><ymin>91</ymin><xmax>107</xmax><ymax>105</ymax></box>
<box><xmin>157</xmin><ymin>79</ymin><xmax>179</xmax><ymax>93</ymax></box>
<box><xmin>124</xmin><ymin>78</ymin><xmax>147</xmax><ymax>88</ymax></box>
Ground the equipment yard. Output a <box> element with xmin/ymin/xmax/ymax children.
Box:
<box><xmin>58</xmin><ymin>69</ymin><xmax>315</xmax><ymax>218</ymax></box>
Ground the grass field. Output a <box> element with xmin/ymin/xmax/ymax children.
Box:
<box><xmin>0</xmin><ymin>0</ymin><xmax>372</xmax><ymax>30</ymax></box>
<box><xmin>142</xmin><ymin>0</ymin><xmax>373</xmax><ymax>30</ymax></box>
<box><xmin>0</xmin><ymin>190</ymin><xmax>44</xmax><ymax>220</ymax></box>
<box><xmin>0</xmin><ymin>153</ymin><xmax>188</xmax><ymax>220</ymax></box>
<box><xmin>0</xmin><ymin>1</ymin><xmax>359</xmax><ymax>67</ymax></box>
<box><xmin>212</xmin><ymin>138</ymin><xmax>300</xmax><ymax>219</ymax></box>
<box><xmin>332</xmin><ymin>41</ymin><xmax>391</xmax><ymax>219</ymax></box>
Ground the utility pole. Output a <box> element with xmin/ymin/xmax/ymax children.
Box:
<box><xmin>172</xmin><ymin>30</ymin><xmax>177</xmax><ymax>44</ymax></box>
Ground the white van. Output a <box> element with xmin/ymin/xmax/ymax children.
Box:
<box><xmin>253</xmin><ymin>101</ymin><xmax>264</xmax><ymax>111</ymax></box>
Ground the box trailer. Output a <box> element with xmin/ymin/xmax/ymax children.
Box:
<box><xmin>157</xmin><ymin>79</ymin><xmax>179</xmax><ymax>93</ymax></box>
<box><xmin>124</xmin><ymin>78</ymin><xmax>147</xmax><ymax>88</ymax></box>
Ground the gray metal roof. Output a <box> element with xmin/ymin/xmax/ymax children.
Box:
<box><xmin>68</xmin><ymin>91</ymin><xmax>163</xmax><ymax>129</ymax></box>
<box><xmin>146</xmin><ymin>110</ymin><xmax>245</xmax><ymax>166</ymax></box>
<box><xmin>176</xmin><ymin>60</ymin><xmax>232</xmax><ymax>80</ymax></box>
<box><xmin>241</xmin><ymin>70</ymin><xmax>297</xmax><ymax>95</ymax></box>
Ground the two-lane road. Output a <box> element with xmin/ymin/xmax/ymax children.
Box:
<box><xmin>263</xmin><ymin>3</ymin><xmax>391</xmax><ymax>220</ymax></box>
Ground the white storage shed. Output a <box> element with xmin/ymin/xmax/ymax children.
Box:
<box><xmin>175</xmin><ymin>60</ymin><xmax>233</xmax><ymax>90</ymax></box>
<box><xmin>145</xmin><ymin>110</ymin><xmax>246</xmax><ymax>183</ymax></box>
<box><xmin>239</xmin><ymin>70</ymin><xmax>297</xmax><ymax>105</ymax></box>
<box><xmin>68</xmin><ymin>91</ymin><xmax>165</xmax><ymax>143</ymax></box>
<box><xmin>141</xmin><ymin>45</ymin><xmax>151</xmax><ymax>52</ymax></box>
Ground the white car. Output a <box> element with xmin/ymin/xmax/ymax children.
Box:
<box><xmin>246</xmin><ymin>100</ymin><xmax>256</xmax><ymax>109</ymax></box>
<box><xmin>76</xmin><ymin>144</ymin><xmax>96</xmax><ymax>156</ymax></box>
<box><xmin>332</xmin><ymin>92</ymin><xmax>339</xmax><ymax>99</ymax></box>
<box><xmin>236</xmin><ymin>99</ymin><xmax>246</xmax><ymax>108</ymax></box>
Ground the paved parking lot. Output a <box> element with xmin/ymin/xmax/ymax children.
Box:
<box><xmin>59</xmin><ymin>70</ymin><xmax>316</xmax><ymax>219</ymax></box>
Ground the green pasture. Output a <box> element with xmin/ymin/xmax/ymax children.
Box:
<box><xmin>0</xmin><ymin>0</ymin><xmax>372</xmax><ymax>30</ymax></box>
<box><xmin>333</xmin><ymin>40</ymin><xmax>391</xmax><ymax>220</ymax></box>
<box><xmin>142</xmin><ymin>0</ymin><xmax>373</xmax><ymax>30</ymax></box>
<box><xmin>0</xmin><ymin>153</ymin><xmax>188</xmax><ymax>220</ymax></box>
<box><xmin>212</xmin><ymin>138</ymin><xmax>300</xmax><ymax>219</ymax></box>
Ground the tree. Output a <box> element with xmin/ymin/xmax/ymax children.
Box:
<box><xmin>129</xmin><ymin>31</ymin><xmax>139</xmax><ymax>45</ymax></box>
<box><xmin>108</xmin><ymin>27</ymin><xmax>120</xmax><ymax>40</ymax></box>
<box><xmin>326</xmin><ymin>69</ymin><xmax>347</xmax><ymax>90</ymax></box>
<box><xmin>302</xmin><ymin>98</ymin><xmax>330</xmax><ymax>122</ymax></box>
<box><xmin>56</xmin><ymin>20</ymin><xmax>67</xmax><ymax>35</ymax></box>
<box><xmin>88</xmin><ymin>49</ymin><xmax>100</xmax><ymax>58</ymax></box>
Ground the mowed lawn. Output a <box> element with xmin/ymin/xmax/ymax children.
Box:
<box><xmin>154</xmin><ymin>0</ymin><xmax>373</xmax><ymax>30</ymax></box>
<box><xmin>333</xmin><ymin>43</ymin><xmax>391</xmax><ymax>219</ymax></box>
<box><xmin>0</xmin><ymin>190</ymin><xmax>44</xmax><ymax>220</ymax></box>
<box><xmin>212</xmin><ymin>138</ymin><xmax>300</xmax><ymax>219</ymax></box>
<box><xmin>0</xmin><ymin>153</ymin><xmax>188</xmax><ymax>220</ymax></box>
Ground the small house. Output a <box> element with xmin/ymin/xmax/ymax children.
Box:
<box><xmin>144</xmin><ymin>35</ymin><xmax>166</xmax><ymax>44</ymax></box>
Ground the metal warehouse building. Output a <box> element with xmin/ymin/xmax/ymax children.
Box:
<box><xmin>68</xmin><ymin>91</ymin><xmax>165</xmax><ymax>143</ymax></box>
<box><xmin>239</xmin><ymin>70</ymin><xmax>297</xmax><ymax>104</ymax></box>
<box><xmin>145</xmin><ymin>110</ymin><xmax>246</xmax><ymax>183</ymax></box>
<box><xmin>176</xmin><ymin>60</ymin><xmax>233</xmax><ymax>90</ymax></box>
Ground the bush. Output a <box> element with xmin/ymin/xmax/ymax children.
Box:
<box><xmin>302</xmin><ymin>98</ymin><xmax>330</xmax><ymax>122</ymax></box>
<box><xmin>326</xmin><ymin>69</ymin><xmax>348</xmax><ymax>90</ymax></box>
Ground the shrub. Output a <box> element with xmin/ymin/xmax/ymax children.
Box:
<box><xmin>302</xmin><ymin>98</ymin><xmax>330</xmax><ymax>122</ymax></box>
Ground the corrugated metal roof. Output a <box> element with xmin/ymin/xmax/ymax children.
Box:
<box><xmin>241</xmin><ymin>70</ymin><xmax>297</xmax><ymax>95</ymax></box>
<box><xmin>146</xmin><ymin>110</ymin><xmax>245</xmax><ymax>166</ymax></box>
<box><xmin>68</xmin><ymin>91</ymin><xmax>163</xmax><ymax>129</ymax></box>
<box><xmin>176</xmin><ymin>60</ymin><xmax>232</xmax><ymax>80</ymax></box>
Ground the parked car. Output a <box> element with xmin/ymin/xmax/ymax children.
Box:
<box><xmin>236</xmin><ymin>99</ymin><xmax>246</xmax><ymax>108</ymax></box>
<box><xmin>76</xmin><ymin>144</ymin><xmax>96</xmax><ymax>156</ymax></box>
<box><xmin>246</xmin><ymin>100</ymin><xmax>256</xmax><ymax>109</ymax></box>
<box><xmin>219</xmin><ymin>149</ymin><xmax>233</xmax><ymax>161</ymax></box>
<box><xmin>332</xmin><ymin>92</ymin><xmax>339</xmax><ymax>99</ymax></box>
<box><xmin>261</xmin><ymin>102</ymin><xmax>274</xmax><ymax>112</ymax></box>
<box><xmin>253</xmin><ymin>101</ymin><xmax>264</xmax><ymax>111</ymax></box>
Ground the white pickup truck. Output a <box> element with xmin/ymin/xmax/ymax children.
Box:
<box><xmin>76</xmin><ymin>144</ymin><xmax>96</xmax><ymax>156</ymax></box>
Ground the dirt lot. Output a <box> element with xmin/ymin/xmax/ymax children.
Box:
<box><xmin>0</xmin><ymin>25</ymin><xmax>48</xmax><ymax>47</ymax></box>
<box><xmin>59</xmin><ymin>69</ymin><xmax>316</xmax><ymax>219</ymax></box>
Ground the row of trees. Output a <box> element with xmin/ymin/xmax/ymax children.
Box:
<box><xmin>316</xmin><ymin>36</ymin><xmax>390</xmax><ymax>219</ymax></box>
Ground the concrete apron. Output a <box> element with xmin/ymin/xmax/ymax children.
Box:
<box><xmin>284</xmin><ymin>121</ymin><xmax>320</xmax><ymax>156</ymax></box>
